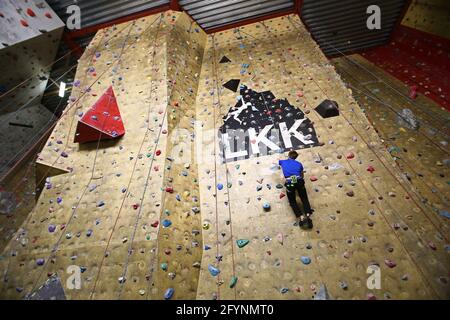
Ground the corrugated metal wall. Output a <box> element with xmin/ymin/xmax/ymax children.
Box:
<box><xmin>180</xmin><ymin>0</ymin><xmax>294</xmax><ymax>31</ymax></box>
<box><xmin>46</xmin><ymin>0</ymin><xmax>170</xmax><ymax>28</ymax></box>
<box><xmin>301</xmin><ymin>0</ymin><xmax>408</xmax><ymax>56</ymax></box>
<box><xmin>47</xmin><ymin>1</ymin><xmax>408</xmax><ymax>55</ymax></box>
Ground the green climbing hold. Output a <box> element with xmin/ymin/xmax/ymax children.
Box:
<box><xmin>161</xmin><ymin>263</ymin><xmax>168</xmax><ymax>271</ymax></box>
<box><xmin>227</xmin><ymin>182</ymin><xmax>232</xmax><ymax>188</ymax></box>
<box><xmin>236</xmin><ymin>239</ymin><xmax>249</xmax><ymax>248</ymax></box>
<box><xmin>230</xmin><ymin>276</ymin><xmax>238</xmax><ymax>288</ymax></box>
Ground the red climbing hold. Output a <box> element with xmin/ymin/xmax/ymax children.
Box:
<box><xmin>346</xmin><ymin>152</ymin><xmax>355</xmax><ymax>159</ymax></box>
<box><xmin>20</xmin><ymin>20</ymin><xmax>29</xmax><ymax>27</ymax></box>
<box><xmin>151</xmin><ymin>221</ymin><xmax>159</xmax><ymax>228</ymax></box>
<box><xmin>26</xmin><ymin>8</ymin><xmax>36</xmax><ymax>17</ymax></box>
<box><xmin>165</xmin><ymin>186</ymin><xmax>174</xmax><ymax>193</ymax></box>
<box><xmin>367</xmin><ymin>165</ymin><xmax>375</xmax><ymax>173</ymax></box>
<box><xmin>132</xmin><ymin>203</ymin><xmax>140</xmax><ymax>210</ymax></box>
<box><xmin>279</xmin><ymin>192</ymin><xmax>285</xmax><ymax>199</ymax></box>
<box><xmin>156</xmin><ymin>150</ymin><xmax>161</xmax><ymax>156</ymax></box>
<box><xmin>45</xmin><ymin>12</ymin><xmax>52</xmax><ymax>19</ymax></box>
<box><xmin>74</xmin><ymin>86</ymin><xmax>125</xmax><ymax>143</ymax></box>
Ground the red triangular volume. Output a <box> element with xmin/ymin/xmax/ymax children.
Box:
<box><xmin>74</xmin><ymin>86</ymin><xmax>125</xmax><ymax>143</ymax></box>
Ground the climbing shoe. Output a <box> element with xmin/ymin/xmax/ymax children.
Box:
<box><xmin>306</xmin><ymin>217</ymin><xmax>313</xmax><ymax>229</ymax></box>
<box><xmin>298</xmin><ymin>216</ymin><xmax>305</xmax><ymax>228</ymax></box>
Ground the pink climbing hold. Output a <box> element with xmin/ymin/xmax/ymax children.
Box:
<box><xmin>409</xmin><ymin>85</ymin><xmax>418</xmax><ymax>99</ymax></box>
<box><xmin>310</xmin><ymin>176</ymin><xmax>318</xmax><ymax>182</ymax></box>
<box><xmin>367</xmin><ymin>293</ymin><xmax>377</xmax><ymax>300</ymax></box>
<box><xmin>277</xmin><ymin>233</ymin><xmax>283</xmax><ymax>245</ymax></box>
<box><xmin>384</xmin><ymin>259</ymin><xmax>397</xmax><ymax>268</ymax></box>
<box><xmin>346</xmin><ymin>152</ymin><xmax>355</xmax><ymax>159</ymax></box>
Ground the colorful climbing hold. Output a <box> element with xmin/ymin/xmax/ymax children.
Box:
<box><xmin>164</xmin><ymin>288</ymin><xmax>174</xmax><ymax>300</ymax></box>
<box><xmin>229</xmin><ymin>276</ymin><xmax>238</xmax><ymax>288</ymax></box>
<box><xmin>300</xmin><ymin>256</ymin><xmax>311</xmax><ymax>265</ymax></box>
<box><xmin>208</xmin><ymin>264</ymin><xmax>220</xmax><ymax>276</ymax></box>
<box><xmin>236</xmin><ymin>239</ymin><xmax>249</xmax><ymax>248</ymax></box>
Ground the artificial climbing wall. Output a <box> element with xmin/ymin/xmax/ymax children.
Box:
<box><xmin>0</xmin><ymin>0</ymin><xmax>63</xmax><ymax>177</ymax></box>
<box><xmin>1</xmin><ymin>12</ymin><xmax>449</xmax><ymax>300</ymax></box>
<box><xmin>0</xmin><ymin>11</ymin><xmax>206</xmax><ymax>299</ymax></box>
<box><xmin>402</xmin><ymin>0</ymin><xmax>450</xmax><ymax>39</ymax></box>
<box><xmin>194</xmin><ymin>14</ymin><xmax>449</xmax><ymax>300</ymax></box>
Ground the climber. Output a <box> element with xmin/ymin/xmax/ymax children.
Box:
<box><xmin>278</xmin><ymin>150</ymin><xmax>313</xmax><ymax>229</ymax></box>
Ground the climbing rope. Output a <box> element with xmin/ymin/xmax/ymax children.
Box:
<box><xmin>26</xmin><ymin>21</ymin><xmax>137</xmax><ymax>297</ymax></box>
<box><xmin>267</xmin><ymin>18</ymin><xmax>443</xmax><ymax>298</ymax></box>
<box><xmin>89</xmin><ymin>14</ymin><xmax>164</xmax><ymax>299</ymax></box>
<box><xmin>284</xmin><ymin>18</ymin><xmax>449</xmax><ymax>241</ymax></box>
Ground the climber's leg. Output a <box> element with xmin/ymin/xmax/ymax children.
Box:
<box><xmin>297</xmin><ymin>180</ymin><xmax>312</xmax><ymax>215</ymax></box>
<box><xmin>286</xmin><ymin>184</ymin><xmax>302</xmax><ymax>218</ymax></box>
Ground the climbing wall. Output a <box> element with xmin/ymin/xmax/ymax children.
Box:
<box><xmin>0</xmin><ymin>0</ymin><xmax>63</xmax><ymax>177</ymax></box>
<box><xmin>401</xmin><ymin>0</ymin><xmax>450</xmax><ymax>39</ymax></box>
<box><xmin>332</xmin><ymin>54</ymin><xmax>449</xmax><ymax>222</ymax></box>
<box><xmin>1</xmin><ymin>12</ymin><xmax>449</xmax><ymax>300</ymax></box>
<box><xmin>194</xmin><ymin>14</ymin><xmax>449</xmax><ymax>300</ymax></box>
<box><xmin>0</xmin><ymin>11</ymin><xmax>206</xmax><ymax>299</ymax></box>
<box><xmin>0</xmin><ymin>0</ymin><xmax>64</xmax><ymax>48</ymax></box>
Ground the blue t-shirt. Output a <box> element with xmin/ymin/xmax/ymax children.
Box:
<box><xmin>279</xmin><ymin>159</ymin><xmax>304</xmax><ymax>178</ymax></box>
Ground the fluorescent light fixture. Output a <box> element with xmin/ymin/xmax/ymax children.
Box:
<box><xmin>59</xmin><ymin>81</ymin><xmax>66</xmax><ymax>97</ymax></box>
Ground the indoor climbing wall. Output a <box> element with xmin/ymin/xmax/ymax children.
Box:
<box><xmin>0</xmin><ymin>0</ymin><xmax>64</xmax><ymax>177</ymax></box>
<box><xmin>149</xmin><ymin>14</ymin><xmax>206</xmax><ymax>300</ymax></box>
<box><xmin>194</xmin><ymin>14</ymin><xmax>449</xmax><ymax>300</ymax></box>
<box><xmin>0</xmin><ymin>11</ymin><xmax>206</xmax><ymax>299</ymax></box>
<box><xmin>0</xmin><ymin>0</ymin><xmax>64</xmax><ymax>48</ymax></box>
<box><xmin>401</xmin><ymin>0</ymin><xmax>450</xmax><ymax>39</ymax></box>
<box><xmin>1</xmin><ymin>11</ymin><xmax>449</xmax><ymax>301</ymax></box>
<box><xmin>332</xmin><ymin>54</ymin><xmax>449</xmax><ymax>229</ymax></box>
<box><xmin>0</xmin><ymin>103</ymin><xmax>55</xmax><ymax>176</ymax></box>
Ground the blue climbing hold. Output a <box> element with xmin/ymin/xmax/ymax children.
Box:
<box><xmin>439</xmin><ymin>210</ymin><xmax>450</xmax><ymax>219</ymax></box>
<box><xmin>300</xmin><ymin>256</ymin><xmax>311</xmax><ymax>265</ymax></box>
<box><xmin>280</xmin><ymin>287</ymin><xmax>289</xmax><ymax>294</ymax></box>
<box><xmin>217</xmin><ymin>183</ymin><xmax>224</xmax><ymax>190</ymax></box>
<box><xmin>204</xmin><ymin>245</ymin><xmax>211</xmax><ymax>250</ymax></box>
<box><xmin>208</xmin><ymin>264</ymin><xmax>220</xmax><ymax>276</ymax></box>
<box><xmin>162</xmin><ymin>219</ymin><xmax>172</xmax><ymax>228</ymax></box>
<box><xmin>263</xmin><ymin>202</ymin><xmax>270</xmax><ymax>211</ymax></box>
<box><xmin>164</xmin><ymin>288</ymin><xmax>174</xmax><ymax>300</ymax></box>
